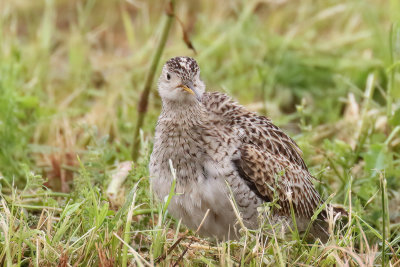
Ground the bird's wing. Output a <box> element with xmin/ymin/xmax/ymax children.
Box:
<box><xmin>233</xmin><ymin>143</ymin><xmax>321</xmax><ymax>218</ymax></box>
<box><xmin>202</xmin><ymin>92</ymin><xmax>307</xmax><ymax>170</ymax></box>
<box><xmin>202</xmin><ymin>92</ymin><xmax>321</xmax><ymax>217</ymax></box>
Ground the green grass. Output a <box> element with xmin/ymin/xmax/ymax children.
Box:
<box><xmin>1</xmin><ymin>0</ymin><xmax>399</xmax><ymax>265</ymax></box>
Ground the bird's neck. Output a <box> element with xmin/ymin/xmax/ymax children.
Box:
<box><xmin>160</xmin><ymin>99</ymin><xmax>206</xmax><ymax>125</ymax></box>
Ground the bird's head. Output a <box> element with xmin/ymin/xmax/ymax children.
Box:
<box><xmin>158</xmin><ymin>56</ymin><xmax>205</xmax><ymax>103</ymax></box>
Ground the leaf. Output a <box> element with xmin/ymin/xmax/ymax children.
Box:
<box><xmin>17</xmin><ymin>96</ymin><xmax>39</xmax><ymax>109</ymax></box>
<box><xmin>389</xmin><ymin>107</ymin><xmax>400</xmax><ymax>126</ymax></box>
<box><xmin>363</xmin><ymin>143</ymin><xmax>390</xmax><ymax>175</ymax></box>
<box><xmin>60</xmin><ymin>201</ymin><xmax>84</xmax><ymax>222</ymax></box>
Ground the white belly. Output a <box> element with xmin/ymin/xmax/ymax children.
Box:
<box><xmin>150</xmin><ymin>158</ymin><xmax>262</xmax><ymax>240</ymax></box>
<box><xmin>150</xmin><ymin>170</ymin><xmax>235</xmax><ymax>239</ymax></box>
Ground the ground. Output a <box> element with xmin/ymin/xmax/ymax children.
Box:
<box><xmin>0</xmin><ymin>0</ymin><xmax>399</xmax><ymax>266</ymax></box>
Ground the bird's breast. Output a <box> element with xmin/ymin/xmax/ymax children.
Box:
<box><xmin>150</xmin><ymin>123</ymin><xmax>204</xmax><ymax>178</ymax></box>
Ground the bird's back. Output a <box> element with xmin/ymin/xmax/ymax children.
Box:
<box><xmin>201</xmin><ymin>92</ymin><xmax>322</xmax><ymax>215</ymax></box>
<box><xmin>200</xmin><ymin>92</ymin><xmax>342</xmax><ymax>240</ymax></box>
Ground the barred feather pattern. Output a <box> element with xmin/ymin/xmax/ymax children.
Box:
<box><xmin>202</xmin><ymin>92</ymin><xmax>322</xmax><ymax>219</ymax></box>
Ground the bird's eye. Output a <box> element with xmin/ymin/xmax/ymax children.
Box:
<box><xmin>166</xmin><ymin>73</ymin><xmax>171</xmax><ymax>80</ymax></box>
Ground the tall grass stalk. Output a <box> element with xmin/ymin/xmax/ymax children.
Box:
<box><xmin>122</xmin><ymin>188</ymin><xmax>137</xmax><ymax>267</ymax></box>
<box><xmin>380</xmin><ymin>173</ymin><xmax>389</xmax><ymax>267</ymax></box>
<box><xmin>132</xmin><ymin>0</ymin><xmax>176</xmax><ymax>161</ymax></box>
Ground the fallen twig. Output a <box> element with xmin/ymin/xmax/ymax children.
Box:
<box><xmin>172</xmin><ymin>209</ymin><xmax>210</xmax><ymax>266</ymax></box>
<box><xmin>154</xmin><ymin>230</ymin><xmax>189</xmax><ymax>263</ymax></box>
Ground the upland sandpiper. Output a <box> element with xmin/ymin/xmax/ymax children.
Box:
<box><xmin>149</xmin><ymin>56</ymin><xmax>344</xmax><ymax>241</ymax></box>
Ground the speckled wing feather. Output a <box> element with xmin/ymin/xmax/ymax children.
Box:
<box><xmin>233</xmin><ymin>144</ymin><xmax>321</xmax><ymax>218</ymax></box>
<box><xmin>202</xmin><ymin>92</ymin><xmax>321</xmax><ymax>218</ymax></box>
<box><xmin>202</xmin><ymin>92</ymin><xmax>307</xmax><ymax>170</ymax></box>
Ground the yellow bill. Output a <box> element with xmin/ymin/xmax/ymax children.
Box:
<box><xmin>180</xmin><ymin>85</ymin><xmax>195</xmax><ymax>95</ymax></box>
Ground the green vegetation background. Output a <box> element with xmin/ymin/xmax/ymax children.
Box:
<box><xmin>0</xmin><ymin>0</ymin><xmax>399</xmax><ymax>266</ymax></box>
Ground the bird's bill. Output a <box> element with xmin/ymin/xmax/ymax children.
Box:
<box><xmin>180</xmin><ymin>85</ymin><xmax>195</xmax><ymax>95</ymax></box>
<box><xmin>178</xmin><ymin>83</ymin><xmax>202</xmax><ymax>101</ymax></box>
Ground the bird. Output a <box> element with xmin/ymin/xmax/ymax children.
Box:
<box><xmin>149</xmin><ymin>56</ymin><xmax>345</xmax><ymax>241</ymax></box>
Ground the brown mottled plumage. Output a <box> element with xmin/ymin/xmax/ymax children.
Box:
<box><xmin>202</xmin><ymin>92</ymin><xmax>321</xmax><ymax>218</ymax></box>
<box><xmin>149</xmin><ymin>56</ymin><xmax>344</xmax><ymax>241</ymax></box>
